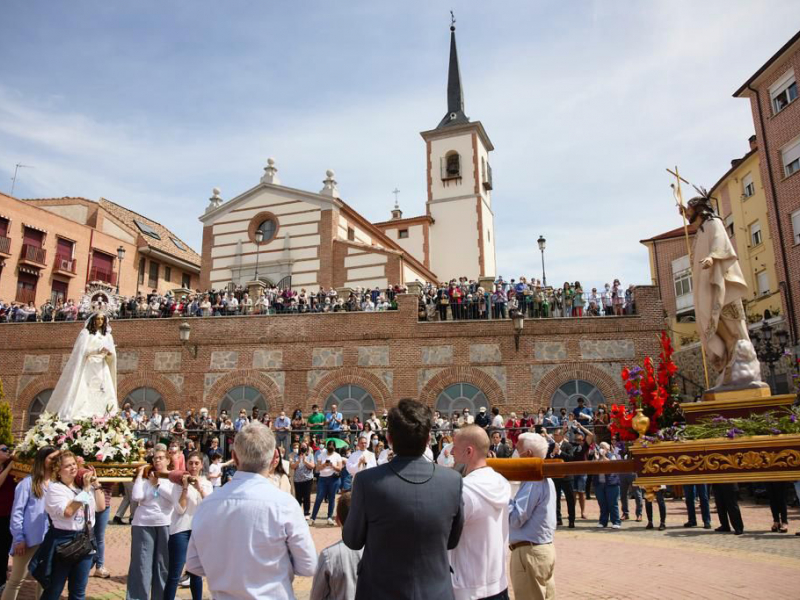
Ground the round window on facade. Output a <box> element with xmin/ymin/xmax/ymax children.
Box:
<box><xmin>28</xmin><ymin>389</ymin><xmax>53</xmax><ymax>427</ymax></box>
<box><xmin>219</xmin><ymin>385</ymin><xmax>268</xmax><ymax>417</ymax></box>
<box><xmin>549</xmin><ymin>379</ymin><xmax>605</xmax><ymax>412</ymax></box>
<box><xmin>256</xmin><ymin>219</ymin><xmax>277</xmax><ymax>243</ymax></box>
<box><xmin>435</xmin><ymin>383</ymin><xmax>489</xmax><ymax>417</ymax></box>
<box><xmin>124</xmin><ymin>387</ymin><xmax>167</xmax><ymax>413</ymax></box>
<box><xmin>324</xmin><ymin>385</ymin><xmax>376</xmax><ymax>424</ymax></box>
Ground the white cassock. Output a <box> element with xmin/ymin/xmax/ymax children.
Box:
<box><xmin>377</xmin><ymin>447</ymin><xmax>433</xmax><ymax>465</ymax></box>
<box><xmin>46</xmin><ymin>324</ymin><xmax>118</xmax><ymax>421</ymax></box>
<box><xmin>346</xmin><ymin>449</ymin><xmax>376</xmax><ymax>476</ymax></box>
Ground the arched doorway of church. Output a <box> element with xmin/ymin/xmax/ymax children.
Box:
<box><xmin>324</xmin><ymin>385</ymin><xmax>376</xmax><ymax>425</ymax></box>
<box><xmin>435</xmin><ymin>383</ymin><xmax>489</xmax><ymax>417</ymax></box>
<box><xmin>549</xmin><ymin>379</ymin><xmax>606</xmax><ymax>412</ymax></box>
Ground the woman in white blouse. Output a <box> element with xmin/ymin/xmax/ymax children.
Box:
<box><xmin>38</xmin><ymin>451</ymin><xmax>105</xmax><ymax>600</ymax></box>
<box><xmin>127</xmin><ymin>445</ymin><xmax>173</xmax><ymax>600</ymax></box>
<box><xmin>163</xmin><ymin>452</ymin><xmax>212</xmax><ymax>600</ymax></box>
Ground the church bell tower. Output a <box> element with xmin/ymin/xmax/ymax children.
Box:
<box><xmin>422</xmin><ymin>18</ymin><xmax>496</xmax><ymax>282</ymax></box>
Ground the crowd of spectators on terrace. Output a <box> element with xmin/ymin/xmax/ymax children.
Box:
<box><xmin>417</xmin><ymin>277</ymin><xmax>636</xmax><ymax>321</ymax></box>
<box><xmin>0</xmin><ymin>276</ymin><xmax>636</xmax><ymax>323</ymax></box>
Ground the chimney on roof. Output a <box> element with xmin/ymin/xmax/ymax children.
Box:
<box><xmin>748</xmin><ymin>135</ymin><xmax>757</xmax><ymax>151</ymax></box>
<box><xmin>261</xmin><ymin>158</ymin><xmax>280</xmax><ymax>185</ymax></box>
<box><xmin>320</xmin><ymin>170</ymin><xmax>340</xmax><ymax>199</ymax></box>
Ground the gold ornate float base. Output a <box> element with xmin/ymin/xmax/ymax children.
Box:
<box><xmin>681</xmin><ymin>392</ymin><xmax>795</xmax><ymax>424</ymax></box>
<box><xmin>631</xmin><ymin>433</ymin><xmax>800</xmax><ymax>487</ymax></box>
<box><xmin>702</xmin><ymin>387</ymin><xmax>773</xmax><ymax>402</ymax></box>
<box><xmin>10</xmin><ymin>459</ymin><xmax>145</xmax><ymax>482</ymax></box>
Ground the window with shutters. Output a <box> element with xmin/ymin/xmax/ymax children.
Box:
<box><xmin>442</xmin><ymin>151</ymin><xmax>461</xmax><ymax>180</ymax></box>
<box><xmin>750</xmin><ymin>221</ymin><xmax>762</xmax><ymax>247</ymax></box>
<box><xmin>769</xmin><ymin>70</ymin><xmax>797</xmax><ymax>115</ymax></box>
<box><xmin>756</xmin><ymin>270</ymin><xmax>769</xmax><ymax>296</ymax></box>
<box><xmin>672</xmin><ymin>255</ymin><xmax>693</xmax><ymax>313</ymax></box>
<box><xmin>724</xmin><ymin>215</ymin><xmax>735</xmax><ymax>238</ymax></box>
<box><xmin>792</xmin><ymin>209</ymin><xmax>800</xmax><ymax>246</ymax></box>
<box><xmin>148</xmin><ymin>261</ymin><xmax>159</xmax><ymax>288</ymax></box>
<box><xmin>781</xmin><ymin>137</ymin><xmax>800</xmax><ymax>178</ymax></box>
<box><xmin>742</xmin><ymin>173</ymin><xmax>755</xmax><ymax>198</ymax></box>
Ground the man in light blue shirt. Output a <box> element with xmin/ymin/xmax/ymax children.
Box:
<box><xmin>325</xmin><ymin>404</ymin><xmax>343</xmax><ymax>438</ymax></box>
<box><xmin>508</xmin><ymin>432</ymin><xmax>557</xmax><ymax>600</ymax></box>
<box><xmin>187</xmin><ymin>423</ymin><xmax>316</xmax><ymax>600</ymax></box>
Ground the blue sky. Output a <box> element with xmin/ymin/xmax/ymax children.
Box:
<box><xmin>2</xmin><ymin>1</ymin><xmax>799</xmax><ymax>289</ymax></box>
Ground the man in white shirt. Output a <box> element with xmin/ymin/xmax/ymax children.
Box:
<box><xmin>346</xmin><ymin>435</ymin><xmax>376</xmax><ymax>477</ymax></box>
<box><xmin>450</xmin><ymin>425</ymin><xmax>511</xmax><ymax>600</ymax></box>
<box><xmin>186</xmin><ymin>423</ymin><xmax>316</xmax><ymax>600</ymax></box>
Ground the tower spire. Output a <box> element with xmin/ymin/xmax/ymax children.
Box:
<box><xmin>437</xmin><ymin>12</ymin><xmax>469</xmax><ymax>129</ymax></box>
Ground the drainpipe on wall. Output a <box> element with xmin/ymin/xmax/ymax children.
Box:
<box><xmin>749</xmin><ymin>84</ymin><xmax>798</xmax><ymax>347</ymax></box>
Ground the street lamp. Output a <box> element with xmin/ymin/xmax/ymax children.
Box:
<box><xmin>750</xmin><ymin>310</ymin><xmax>790</xmax><ymax>391</ymax></box>
<box><xmin>511</xmin><ymin>309</ymin><xmax>525</xmax><ymax>352</ymax></box>
<box><xmin>537</xmin><ymin>235</ymin><xmax>547</xmax><ymax>287</ymax></box>
<box><xmin>254</xmin><ymin>228</ymin><xmax>264</xmax><ymax>282</ymax></box>
<box><xmin>179</xmin><ymin>322</ymin><xmax>198</xmax><ymax>358</ymax></box>
<box><xmin>116</xmin><ymin>245</ymin><xmax>126</xmax><ymax>295</ymax></box>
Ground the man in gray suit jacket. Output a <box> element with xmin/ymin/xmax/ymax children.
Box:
<box><xmin>343</xmin><ymin>398</ymin><xmax>464</xmax><ymax>600</ymax></box>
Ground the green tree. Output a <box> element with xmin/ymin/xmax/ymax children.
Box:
<box><xmin>0</xmin><ymin>378</ymin><xmax>12</xmax><ymax>447</ymax></box>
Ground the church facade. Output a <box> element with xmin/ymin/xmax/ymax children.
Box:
<box><xmin>200</xmin><ymin>24</ymin><xmax>496</xmax><ymax>291</ymax></box>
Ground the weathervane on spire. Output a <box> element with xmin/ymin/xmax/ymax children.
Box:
<box><xmin>450</xmin><ymin>10</ymin><xmax>456</xmax><ymax>31</ymax></box>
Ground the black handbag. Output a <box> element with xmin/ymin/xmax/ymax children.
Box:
<box><xmin>55</xmin><ymin>503</ymin><xmax>95</xmax><ymax>565</ymax></box>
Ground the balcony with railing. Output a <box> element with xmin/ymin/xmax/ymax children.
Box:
<box><xmin>89</xmin><ymin>265</ymin><xmax>117</xmax><ymax>286</ymax></box>
<box><xmin>15</xmin><ymin>287</ymin><xmax>37</xmax><ymax>304</ymax></box>
<box><xmin>0</xmin><ymin>236</ymin><xmax>10</xmax><ymax>256</ymax></box>
<box><xmin>53</xmin><ymin>254</ymin><xmax>77</xmax><ymax>277</ymax></box>
<box><xmin>20</xmin><ymin>244</ymin><xmax>47</xmax><ymax>266</ymax></box>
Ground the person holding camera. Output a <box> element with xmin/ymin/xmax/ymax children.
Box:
<box><xmin>310</xmin><ymin>441</ymin><xmax>343</xmax><ymax>526</ymax></box>
<box><xmin>33</xmin><ymin>451</ymin><xmax>105</xmax><ymax>600</ymax></box>
<box><xmin>291</xmin><ymin>443</ymin><xmax>315</xmax><ymax>518</ymax></box>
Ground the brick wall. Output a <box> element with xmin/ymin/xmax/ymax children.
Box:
<box><xmin>2</xmin><ymin>286</ymin><xmax>666</xmax><ymax>429</ymax></box>
<box><xmin>744</xmin><ymin>44</ymin><xmax>800</xmax><ymax>347</ymax></box>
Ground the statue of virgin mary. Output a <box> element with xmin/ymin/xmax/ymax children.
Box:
<box><xmin>46</xmin><ymin>312</ymin><xmax>119</xmax><ymax>421</ymax></box>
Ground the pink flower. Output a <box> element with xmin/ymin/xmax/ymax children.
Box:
<box><xmin>57</xmin><ymin>436</ymin><xmax>66</xmax><ymax>445</ymax></box>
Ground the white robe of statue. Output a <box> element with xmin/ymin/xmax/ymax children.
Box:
<box><xmin>46</xmin><ymin>317</ymin><xmax>119</xmax><ymax>421</ymax></box>
<box><xmin>691</xmin><ymin>216</ymin><xmax>766</xmax><ymax>391</ymax></box>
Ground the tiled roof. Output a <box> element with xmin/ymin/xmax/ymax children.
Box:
<box><xmin>640</xmin><ymin>222</ymin><xmax>698</xmax><ymax>243</ymax></box>
<box><xmin>98</xmin><ymin>198</ymin><xmax>201</xmax><ymax>267</ymax></box>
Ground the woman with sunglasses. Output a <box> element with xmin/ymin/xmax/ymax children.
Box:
<box><xmin>2</xmin><ymin>446</ymin><xmax>58</xmax><ymax>600</ymax></box>
<box><xmin>36</xmin><ymin>451</ymin><xmax>105</xmax><ymax>600</ymax></box>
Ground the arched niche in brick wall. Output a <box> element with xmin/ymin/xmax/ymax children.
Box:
<box><xmin>205</xmin><ymin>370</ymin><xmax>282</xmax><ymax>418</ymax></box>
<box><xmin>308</xmin><ymin>368</ymin><xmax>390</xmax><ymax>416</ymax></box>
<box><xmin>534</xmin><ymin>364</ymin><xmax>623</xmax><ymax>412</ymax></box>
<box><xmin>17</xmin><ymin>372</ymin><xmax>63</xmax><ymax>429</ymax></box>
<box><xmin>419</xmin><ymin>367</ymin><xmax>505</xmax><ymax>412</ymax></box>
<box><xmin>118</xmin><ymin>373</ymin><xmax>181</xmax><ymax>415</ymax></box>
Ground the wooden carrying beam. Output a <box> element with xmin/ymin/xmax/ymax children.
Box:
<box><xmin>486</xmin><ymin>458</ymin><xmax>636</xmax><ymax>481</ymax></box>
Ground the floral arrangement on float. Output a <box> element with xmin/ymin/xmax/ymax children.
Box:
<box><xmin>609</xmin><ymin>331</ymin><xmax>683</xmax><ymax>442</ymax></box>
<box><xmin>611</xmin><ymin>332</ymin><xmax>800</xmax><ymax>487</ymax></box>
<box><xmin>12</xmin><ymin>412</ymin><xmax>144</xmax><ymax>482</ymax></box>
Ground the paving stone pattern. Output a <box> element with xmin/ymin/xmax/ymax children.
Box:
<box><xmin>10</xmin><ymin>495</ymin><xmax>797</xmax><ymax>600</ymax></box>
<box><xmin>470</xmin><ymin>343</ymin><xmax>501</xmax><ymax>364</ymax></box>
<box><xmin>154</xmin><ymin>351</ymin><xmax>181</xmax><ymax>372</ymax></box>
<box><xmin>311</xmin><ymin>347</ymin><xmax>343</xmax><ymax>368</ymax></box>
<box><xmin>421</xmin><ymin>345</ymin><xmax>453</xmax><ymax>365</ymax></box>
<box><xmin>357</xmin><ymin>345</ymin><xmax>390</xmax><ymax>367</ymax></box>
<box><xmin>534</xmin><ymin>342</ymin><xmax>566</xmax><ymax>361</ymax></box>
